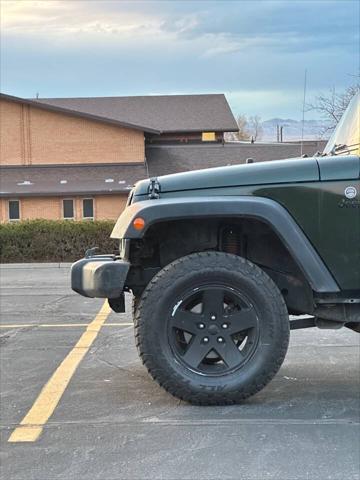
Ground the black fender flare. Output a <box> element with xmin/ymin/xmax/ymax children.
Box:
<box><xmin>111</xmin><ymin>196</ymin><xmax>339</xmax><ymax>293</ymax></box>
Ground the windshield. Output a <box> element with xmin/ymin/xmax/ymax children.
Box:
<box><xmin>323</xmin><ymin>92</ymin><xmax>360</xmax><ymax>156</ymax></box>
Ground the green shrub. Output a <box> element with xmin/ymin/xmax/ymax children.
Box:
<box><xmin>0</xmin><ymin>220</ymin><xmax>118</xmax><ymax>263</ymax></box>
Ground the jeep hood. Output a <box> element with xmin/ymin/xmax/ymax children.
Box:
<box><xmin>134</xmin><ymin>157</ymin><xmax>320</xmax><ymax>196</ymax></box>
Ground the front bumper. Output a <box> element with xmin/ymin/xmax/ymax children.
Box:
<box><xmin>71</xmin><ymin>255</ymin><xmax>130</xmax><ymax>298</ymax></box>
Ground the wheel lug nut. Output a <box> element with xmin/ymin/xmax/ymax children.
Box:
<box><xmin>217</xmin><ymin>337</ymin><xmax>224</xmax><ymax>343</ymax></box>
<box><xmin>221</xmin><ymin>323</ymin><xmax>228</xmax><ymax>329</ymax></box>
<box><xmin>198</xmin><ymin>323</ymin><xmax>205</xmax><ymax>329</ymax></box>
<box><xmin>211</xmin><ymin>315</ymin><xmax>216</xmax><ymax>320</ymax></box>
<box><xmin>203</xmin><ymin>337</ymin><xmax>209</xmax><ymax>343</ymax></box>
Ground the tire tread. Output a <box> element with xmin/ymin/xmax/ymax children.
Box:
<box><xmin>134</xmin><ymin>252</ymin><xmax>289</xmax><ymax>405</ymax></box>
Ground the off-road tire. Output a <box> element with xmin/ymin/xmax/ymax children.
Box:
<box><xmin>134</xmin><ymin>252</ymin><xmax>290</xmax><ymax>405</ymax></box>
<box><xmin>131</xmin><ymin>296</ymin><xmax>141</xmax><ymax>319</ymax></box>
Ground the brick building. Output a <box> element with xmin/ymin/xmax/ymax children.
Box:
<box><xmin>0</xmin><ymin>93</ymin><xmax>239</xmax><ymax>222</ymax></box>
<box><xmin>0</xmin><ymin>92</ymin><xmax>325</xmax><ymax>223</ymax></box>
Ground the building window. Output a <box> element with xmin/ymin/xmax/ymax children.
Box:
<box><xmin>202</xmin><ymin>132</ymin><xmax>216</xmax><ymax>142</ymax></box>
<box><xmin>63</xmin><ymin>199</ymin><xmax>74</xmax><ymax>219</ymax></box>
<box><xmin>83</xmin><ymin>198</ymin><xmax>94</xmax><ymax>219</ymax></box>
<box><xmin>8</xmin><ymin>200</ymin><xmax>20</xmax><ymax>221</ymax></box>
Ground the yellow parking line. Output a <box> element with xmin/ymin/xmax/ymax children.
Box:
<box><xmin>0</xmin><ymin>323</ymin><xmax>133</xmax><ymax>328</ymax></box>
<box><xmin>8</xmin><ymin>301</ymin><xmax>112</xmax><ymax>443</ymax></box>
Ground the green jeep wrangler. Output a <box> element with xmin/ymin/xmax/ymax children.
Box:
<box><xmin>72</xmin><ymin>94</ymin><xmax>359</xmax><ymax>405</ymax></box>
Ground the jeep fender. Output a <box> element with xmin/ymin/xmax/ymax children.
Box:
<box><xmin>111</xmin><ymin>196</ymin><xmax>339</xmax><ymax>293</ymax></box>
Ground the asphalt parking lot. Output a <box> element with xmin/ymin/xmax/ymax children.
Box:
<box><xmin>0</xmin><ymin>264</ymin><xmax>359</xmax><ymax>480</ymax></box>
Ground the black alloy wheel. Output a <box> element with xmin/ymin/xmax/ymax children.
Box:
<box><xmin>134</xmin><ymin>252</ymin><xmax>290</xmax><ymax>405</ymax></box>
<box><xmin>169</xmin><ymin>286</ymin><xmax>259</xmax><ymax>374</ymax></box>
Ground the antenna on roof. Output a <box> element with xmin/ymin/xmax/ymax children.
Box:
<box><xmin>300</xmin><ymin>69</ymin><xmax>307</xmax><ymax>156</ymax></box>
<box><xmin>36</xmin><ymin>92</ymin><xmax>39</xmax><ymax>99</ymax></box>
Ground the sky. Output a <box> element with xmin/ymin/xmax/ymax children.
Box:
<box><xmin>0</xmin><ymin>0</ymin><xmax>359</xmax><ymax>119</ymax></box>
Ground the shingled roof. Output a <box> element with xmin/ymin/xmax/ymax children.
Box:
<box><xmin>0</xmin><ymin>164</ymin><xmax>148</xmax><ymax>197</ymax></box>
<box><xmin>0</xmin><ymin>93</ymin><xmax>159</xmax><ymax>133</ymax></box>
<box><xmin>35</xmin><ymin>94</ymin><xmax>238</xmax><ymax>133</ymax></box>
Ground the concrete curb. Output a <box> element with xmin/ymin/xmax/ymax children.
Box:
<box><xmin>0</xmin><ymin>263</ymin><xmax>72</xmax><ymax>269</ymax></box>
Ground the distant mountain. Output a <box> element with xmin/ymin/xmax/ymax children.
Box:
<box><xmin>261</xmin><ymin>118</ymin><xmax>329</xmax><ymax>142</ymax></box>
<box><xmin>226</xmin><ymin>118</ymin><xmax>330</xmax><ymax>143</ymax></box>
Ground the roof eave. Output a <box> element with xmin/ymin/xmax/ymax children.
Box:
<box><xmin>0</xmin><ymin>190</ymin><xmax>131</xmax><ymax>198</ymax></box>
<box><xmin>0</xmin><ymin>162</ymin><xmax>147</xmax><ymax>170</ymax></box>
<box><xmin>153</xmin><ymin>127</ymin><xmax>239</xmax><ymax>134</ymax></box>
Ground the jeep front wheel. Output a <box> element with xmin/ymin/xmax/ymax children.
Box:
<box><xmin>134</xmin><ymin>252</ymin><xmax>290</xmax><ymax>405</ymax></box>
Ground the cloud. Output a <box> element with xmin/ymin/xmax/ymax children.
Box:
<box><xmin>0</xmin><ymin>0</ymin><xmax>358</xmax><ymax>118</ymax></box>
<box><xmin>1</xmin><ymin>0</ymin><xmax>163</xmax><ymax>36</ymax></box>
<box><xmin>3</xmin><ymin>0</ymin><xmax>357</xmax><ymax>49</ymax></box>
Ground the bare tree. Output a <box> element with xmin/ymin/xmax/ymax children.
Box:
<box><xmin>307</xmin><ymin>81</ymin><xmax>359</xmax><ymax>135</ymax></box>
<box><xmin>248</xmin><ymin>115</ymin><xmax>263</xmax><ymax>142</ymax></box>
<box><xmin>236</xmin><ymin>114</ymin><xmax>250</xmax><ymax>141</ymax></box>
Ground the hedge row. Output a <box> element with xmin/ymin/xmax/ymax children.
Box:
<box><xmin>0</xmin><ymin>220</ymin><xmax>118</xmax><ymax>263</ymax></box>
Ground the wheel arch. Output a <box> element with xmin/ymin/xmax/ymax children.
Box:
<box><xmin>112</xmin><ymin>196</ymin><xmax>339</xmax><ymax>294</ymax></box>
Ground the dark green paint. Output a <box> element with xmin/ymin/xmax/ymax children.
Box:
<box><xmin>255</xmin><ymin>181</ymin><xmax>360</xmax><ymax>290</ymax></box>
<box><xmin>133</xmin><ymin>155</ymin><xmax>360</xmax><ymax>290</ymax></box>
<box><xmin>135</xmin><ymin>157</ymin><xmax>320</xmax><ymax>196</ymax></box>
<box><xmin>317</xmin><ymin>155</ymin><xmax>360</xmax><ymax>180</ymax></box>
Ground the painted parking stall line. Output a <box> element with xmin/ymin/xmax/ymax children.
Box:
<box><xmin>8</xmin><ymin>301</ymin><xmax>112</xmax><ymax>443</ymax></box>
<box><xmin>0</xmin><ymin>323</ymin><xmax>133</xmax><ymax>328</ymax></box>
